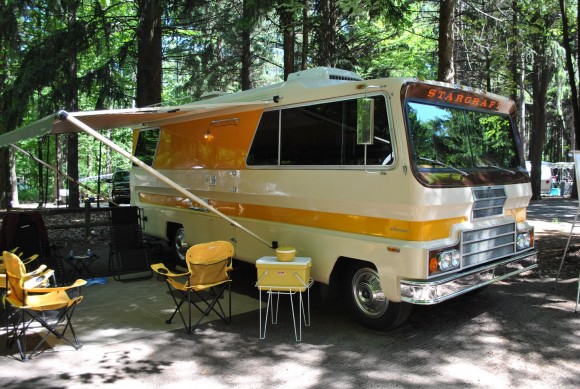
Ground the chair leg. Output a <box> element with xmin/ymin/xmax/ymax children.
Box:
<box><xmin>189</xmin><ymin>284</ymin><xmax>230</xmax><ymax>333</ymax></box>
<box><xmin>162</xmin><ymin>279</ymin><xmax>189</xmax><ymax>330</ymax></box>
<box><xmin>161</xmin><ymin>281</ymin><xmax>231</xmax><ymax>334</ymax></box>
<box><xmin>35</xmin><ymin>305</ymin><xmax>82</xmax><ymax>350</ymax></box>
<box><xmin>8</xmin><ymin>309</ymin><xmax>30</xmax><ymax>362</ymax></box>
<box><xmin>5</xmin><ymin>303</ymin><xmax>84</xmax><ymax>362</ymax></box>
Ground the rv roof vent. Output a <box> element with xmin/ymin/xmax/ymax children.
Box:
<box><xmin>287</xmin><ymin>67</ymin><xmax>363</xmax><ymax>82</ymax></box>
<box><xmin>200</xmin><ymin>91</ymin><xmax>228</xmax><ymax>100</ymax></box>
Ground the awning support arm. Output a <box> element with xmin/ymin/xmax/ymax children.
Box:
<box><xmin>57</xmin><ymin>110</ymin><xmax>277</xmax><ymax>249</ymax></box>
<box><xmin>11</xmin><ymin>144</ymin><xmax>104</xmax><ymax>202</ymax></box>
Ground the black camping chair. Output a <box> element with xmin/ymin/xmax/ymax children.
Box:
<box><xmin>0</xmin><ymin>211</ymin><xmax>65</xmax><ymax>285</ymax></box>
<box><xmin>108</xmin><ymin>206</ymin><xmax>152</xmax><ymax>282</ymax></box>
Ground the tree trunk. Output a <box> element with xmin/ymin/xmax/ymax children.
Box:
<box><xmin>66</xmin><ymin>5</ymin><xmax>80</xmax><ymax>208</ymax></box>
<box><xmin>559</xmin><ymin>0</ymin><xmax>580</xmax><ymax>153</ymax></box>
<box><xmin>9</xmin><ymin>148</ymin><xmax>18</xmax><ymax>207</ymax></box>
<box><xmin>54</xmin><ymin>135</ymin><xmax>60</xmax><ymax>205</ymax></box>
<box><xmin>510</xmin><ymin>1</ymin><xmax>527</xmax><ymax>157</ymax></box>
<box><xmin>316</xmin><ymin>0</ymin><xmax>338</xmax><ymax>67</ymax></box>
<box><xmin>37</xmin><ymin>137</ymin><xmax>45</xmax><ymax>206</ymax></box>
<box><xmin>279</xmin><ymin>1</ymin><xmax>295</xmax><ymax>80</ymax></box>
<box><xmin>301</xmin><ymin>0</ymin><xmax>309</xmax><ymax>70</ymax></box>
<box><xmin>529</xmin><ymin>42</ymin><xmax>553</xmax><ymax>200</ymax></box>
<box><xmin>136</xmin><ymin>0</ymin><xmax>163</xmax><ymax>107</ymax></box>
<box><xmin>241</xmin><ymin>0</ymin><xmax>252</xmax><ymax>90</ymax></box>
<box><xmin>0</xmin><ymin>149</ymin><xmax>10</xmax><ymax>209</ymax></box>
<box><xmin>437</xmin><ymin>0</ymin><xmax>456</xmax><ymax>83</ymax></box>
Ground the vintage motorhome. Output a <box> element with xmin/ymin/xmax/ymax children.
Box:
<box><xmin>127</xmin><ymin>67</ymin><xmax>537</xmax><ymax>329</ymax></box>
<box><xmin>2</xmin><ymin>67</ymin><xmax>537</xmax><ymax>330</ymax></box>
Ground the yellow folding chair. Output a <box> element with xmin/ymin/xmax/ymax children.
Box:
<box><xmin>151</xmin><ymin>241</ymin><xmax>233</xmax><ymax>334</ymax></box>
<box><xmin>0</xmin><ymin>260</ymin><xmax>54</xmax><ymax>290</ymax></box>
<box><xmin>2</xmin><ymin>251</ymin><xmax>86</xmax><ymax>361</ymax></box>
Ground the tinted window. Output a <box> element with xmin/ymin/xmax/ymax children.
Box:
<box><xmin>247</xmin><ymin>96</ymin><xmax>392</xmax><ymax>166</ymax></box>
<box><xmin>246</xmin><ymin>111</ymin><xmax>279</xmax><ymax>166</ymax></box>
<box><xmin>134</xmin><ymin>128</ymin><xmax>160</xmax><ymax>166</ymax></box>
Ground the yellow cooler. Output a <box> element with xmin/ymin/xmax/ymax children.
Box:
<box><xmin>256</xmin><ymin>256</ymin><xmax>312</xmax><ymax>292</ymax></box>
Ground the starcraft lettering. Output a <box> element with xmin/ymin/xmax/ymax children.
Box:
<box><xmin>427</xmin><ymin>88</ymin><xmax>501</xmax><ymax>111</ymax></box>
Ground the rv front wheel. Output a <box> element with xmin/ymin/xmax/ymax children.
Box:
<box><xmin>344</xmin><ymin>263</ymin><xmax>412</xmax><ymax>330</ymax></box>
<box><xmin>171</xmin><ymin>227</ymin><xmax>188</xmax><ymax>266</ymax></box>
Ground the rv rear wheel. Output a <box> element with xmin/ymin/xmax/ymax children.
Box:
<box><xmin>344</xmin><ymin>263</ymin><xmax>412</xmax><ymax>330</ymax></box>
<box><xmin>171</xmin><ymin>227</ymin><xmax>188</xmax><ymax>266</ymax></box>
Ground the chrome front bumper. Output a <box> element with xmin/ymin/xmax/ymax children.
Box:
<box><xmin>400</xmin><ymin>250</ymin><xmax>538</xmax><ymax>305</ymax></box>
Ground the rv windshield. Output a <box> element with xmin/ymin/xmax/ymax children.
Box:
<box><xmin>407</xmin><ymin>101</ymin><xmax>519</xmax><ymax>173</ymax></box>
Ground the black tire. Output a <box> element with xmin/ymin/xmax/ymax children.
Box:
<box><xmin>171</xmin><ymin>226</ymin><xmax>188</xmax><ymax>266</ymax></box>
<box><xmin>343</xmin><ymin>262</ymin><xmax>412</xmax><ymax>330</ymax></box>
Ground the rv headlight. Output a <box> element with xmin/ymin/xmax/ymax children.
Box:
<box><xmin>438</xmin><ymin>249</ymin><xmax>461</xmax><ymax>272</ymax></box>
<box><xmin>516</xmin><ymin>231</ymin><xmax>531</xmax><ymax>251</ymax></box>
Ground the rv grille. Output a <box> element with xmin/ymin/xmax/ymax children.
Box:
<box><xmin>472</xmin><ymin>187</ymin><xmax>506</xmax><ymax>219</ymax></box>
<box><xmin>461</xmin><ymin>222</ymin><xmax>515</xmax><ymax>268</ymax></box>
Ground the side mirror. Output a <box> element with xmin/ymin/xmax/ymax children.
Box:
<box><xmin>357</xmin><ymin>98</ymin><xmax>374</xmax><ymax>145</ymax></box>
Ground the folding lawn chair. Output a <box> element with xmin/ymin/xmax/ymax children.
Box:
<box><xmin>3</xmin><ymin>251</ymin><xmax>86</xmax><ymax>361</ymax></box>
<box><xmin>151</xmin><ymin>240</ymin><xmax>234</xmax><ymax>334</ymax></box>
<box><xmin>108</xmin><ymin>206</ymin><xmax>152</xmax><ymax>282</ymax></box>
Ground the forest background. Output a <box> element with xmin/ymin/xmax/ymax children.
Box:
<box><xmin>1</xmin><ymin>0</ymin><xmax>580</xmax><ymax>208</ymax></box>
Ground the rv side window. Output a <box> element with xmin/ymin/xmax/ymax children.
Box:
<box><xmin>247</xmin><ymin>96</ymin><xmax>392</xmax><ymax>167</ymax></box>
<box><xmin>134</xmin><ymin>128</ymin><xmax>160</xmax><ymax>166</ymax></box>
<box><xmin>246</xmin><ymin>111</ymin><xmax>279</xmax><ymax>165</ymax></box>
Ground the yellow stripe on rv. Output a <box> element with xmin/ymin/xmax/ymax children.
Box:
<box><xmin>138</xmin><ymin>192</ymin><xmax>466</xmax><ymax>241</ymax></box>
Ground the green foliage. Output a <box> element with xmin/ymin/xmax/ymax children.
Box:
<box><xmin>0</xmin><ymin>0</ymin><xmax>578</xmax><ymax>204</ymax></box>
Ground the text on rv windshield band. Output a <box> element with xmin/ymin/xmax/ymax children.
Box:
<box><xmin>426</xmin><ymin>88</ymin><xmax>501</xmax><ymax>111</ymax></box>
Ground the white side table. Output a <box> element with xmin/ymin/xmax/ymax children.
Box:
<box><xmin>256</xmin><ymin>256</ymin><xmax>313</xmax><ymax>341</ymax></box>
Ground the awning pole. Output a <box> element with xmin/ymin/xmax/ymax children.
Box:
<box><xmin>11</xmin><ymin>144</ymin><xmax>99</xmax><ymax>200</ymax></box>
<box><xmin>57</xmin><ymin>110</ymin><xmax>276</xmax><ymax>249</ymax></box>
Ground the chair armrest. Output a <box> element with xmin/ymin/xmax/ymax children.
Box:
<box><xmin>22</xmin><ymin>269</ymin><xmax>54</xmax><ymax>290</ymax></box>
<box><xmin>25</xmin><ymin>264</ymin><xmax>48</xmax><ymax>277</ymax></box>
<box><xmin>151</xmin><ymin>263</ymin><xmax>189</xmax><ymax>277</ymax></box>
<box><xmin>26</xmin><ymin>278</ymin><xmax>87</xmax><ymax>293</ymax></box>
<box><xmin>22</xmin><ymin>254</ymin><xmax>39</xmax><ymax>265</ymax></box>
<box><xmin>23</xmin><ymin>269</ymin><xmax>55</xmax><ymax>289</ymax></box>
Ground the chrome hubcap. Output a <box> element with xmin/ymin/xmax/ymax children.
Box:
<box><xmin>351</xmin><ymin>267</ymin><xmax>388</xmax><ymax>318</ymax></box>
<box><xmin>174</xmin><ymin>228</ymin><xmax>187</xmax><ymax>263</ymax></box>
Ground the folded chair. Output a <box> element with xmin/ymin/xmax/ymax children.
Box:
<box><xmin>0</xmin><ymin>211</ymin><xmax>66</xmax><ymax>284</ymax></box>
<box><xmin>151</xmin><ymin>241</ymin><xmax>234</xmax><ymax>334</ymax></box>
<box><xmin>2</xmin><ymin>251</ymin><xmax>86</xmax><ymax>361</ymax></box>
<box><xmin>109</xmin><ymin>207</ymin><xmax>152</xmax><ymax>282</ymax></box>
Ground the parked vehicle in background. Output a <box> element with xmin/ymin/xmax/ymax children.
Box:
<box><xmin>109</xmin><ymin>170</ymin><xmax>131</xmax><ymax>205</ymax></box>
<box><xmin>525</xmin><ymin>161</ymin><xmax>554</xmax><ymax>195</ymax></box>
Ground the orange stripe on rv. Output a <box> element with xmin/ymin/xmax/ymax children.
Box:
<box><xmin>138</xmin><ymin>192</ymin><xmax>465</xmax><ymax>241</ymax></box>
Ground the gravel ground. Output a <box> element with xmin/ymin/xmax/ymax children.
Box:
<box><xmin>0</xmin><ymin>199</ymin><xmax>578</xmax><ymax>388</ymax></box>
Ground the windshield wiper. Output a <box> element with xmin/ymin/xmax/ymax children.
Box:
<box><xmin>419</xmin><ymin>157</ymin><xmax>469</xmax><ymax>176</ymax></box>
<box><xmin>481</xmin><ymin>165</ymin><xmax>515</xmax><ymax>175</ymax></box>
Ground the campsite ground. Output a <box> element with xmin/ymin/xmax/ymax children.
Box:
<box><xmin>0</xmin><ymin>197</ymin><xmax>578</xmax><ymax>388</ymax></box>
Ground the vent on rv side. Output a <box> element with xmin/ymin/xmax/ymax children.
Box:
<box><xmin>287</xmin><ymin>67</ymin><xmax>363</xmax><ymax>82</ymax></box>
